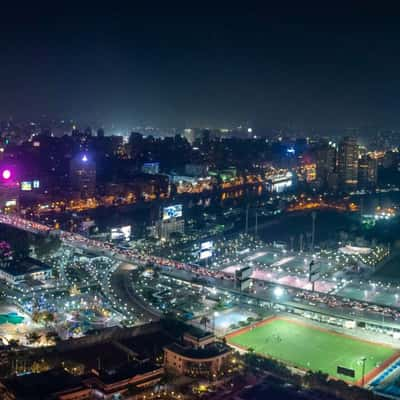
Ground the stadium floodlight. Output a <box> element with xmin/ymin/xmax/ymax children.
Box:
<box><xmin>274</xmin><ymin>286</ymin><xmax>284</xmax><ymax>298</ymax></box>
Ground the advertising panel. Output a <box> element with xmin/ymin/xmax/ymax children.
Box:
<box><xmin>236</xmin><ymin>266</ymin><xmax>252</xmax><ymax>280</ymax></box>
<box><xmin>163</xmin><ymin>204</ymin><xmax>183</xmax><ymax>220</ymax></box>
<box><xmin>111</xmin><ymin>225</ymin><xmax>131</xmax><ymax>240</ymax></box>
<box><xmin>239</xmin><ymin>278</ymin><xmax>252</xmax><ymax>291</ymax></box>
<box><xmin>199</xmin><ymin>249</ymin><xmax>213</xmax><ymax>260</ymax></box>
<box><xmin>21</xmin><ymin>181</ymin><xmax>32</xmax><ymax>191</ymax></box>
<box><xmin>201</xmin><ymin>241</ymin><xmax>213</xmax><ymax>251</ymax></box>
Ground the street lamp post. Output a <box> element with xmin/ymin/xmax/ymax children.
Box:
<box><xmin>361</xmin><ymin>356</ymin><xmax>367</xmax><ymax>387</ymax></box>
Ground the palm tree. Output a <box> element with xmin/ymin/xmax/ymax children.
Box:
<box><xmin>26</xmin><ymin>332</ymin><xmax>41</xmax><ymax>345</ymax></box>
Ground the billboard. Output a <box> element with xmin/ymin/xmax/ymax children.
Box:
<box><xmin>111</xmin><ymin>225</ymin><xmax>131</xmax><ymax>241</ymax></box>
<box><xmin>4</xmin><ymin>199</ymin><xmax>17</xmax><ymax>207</ymax></box>
<box><xmin>201</xmin><ymin>241</ymin><xmax>213</xmax><ymax>251</ymax></box>
<box><xmin>199</xmin><ymin>249</ymin><xmax>213</xmax><ymax>260</ymax></box>
<box><xmin>268</xmin><ymin>172</ymin><xmax>293</xmax><ymax>193</ymax></box>
<box><xmin>163</xmin><ymin>204</ymin><xmax>183</xmax><ymax>220</ymax></box>
<box><xmin>239</xmin><ymin>278</ymin><xmax>252</xmax><ymax>291</ymax></box>
<box><xmin>236</xmin><ymin>266</ymin><xmax>252</xmax><ymax>280</ymax></box>
<box><xmin>21</xmin><ymin>181</ymin><xmax>32</xmax><ymax>191</ymax></box>
<box><xmin>142</xmin><ymin>162</ymin><xmax>160</xmax><ymax>174</ymax></box>
<box><xmin>337</xmin><ymin>366</ymin><xmax>355</xmax><ymax>378</ymax></box>
<box><xmin>21</xmin><ymin>180</ymin><xmax>40</xmax><ymax>191</ymax></box>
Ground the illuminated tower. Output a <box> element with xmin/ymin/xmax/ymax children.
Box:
<box><xmin>358</xmin><ymin>154</ymin><xmax>378</xmax><ymax>189</ymax></box>
<box><xmin>0</xmin><ymin>166</ymin><xmax>19</xmax><ymax>213</ymax></box>
<box><xmin>69</xmin><ymin>153</ymin><xmax>96</xmax><ymax>198</ymax></box>
<box><xmin>338</xmin><ymin>136</ymin><xmax>359</xmax><ymax>189</ymax></box>
<box><xmin>315</xmin><ymin>142</ymin><xmax>336</xmax><ymax>187</ymax></box>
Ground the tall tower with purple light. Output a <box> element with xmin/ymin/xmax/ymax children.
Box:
<box><xmin>69</xmin><ymin>153</ymin><xmax>96</xmax><ymax>198</ymax></box>
<box><xmin>0</xmin><ymin>166</ymin><xmax>19</xmax><ymax>213</ymax></box>
<box><xmin>2</xmin><ymin>169</ymin><xmax>11</xmax><ymax>180</ymax></box>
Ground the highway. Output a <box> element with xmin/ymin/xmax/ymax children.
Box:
<box><xmin>2</xmin><ymin>214</ymin><xmax>400</xmax><ymax>330</ymax></box>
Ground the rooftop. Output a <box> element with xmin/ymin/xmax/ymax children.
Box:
<box><xmin>184</xmin><ymin>326</ymin><xmax>214</xmax><ymax>340</ymax></box>
<box><xmin>59</xmin><ymin>342</ymin><xmax>128</xmax><ymax>371</ymax></box>
<box><xmin>1</xmin><ymin>369</ymin><xmax>83</xmax><ymax>398</ymax></box>
<box><xmin>96</xmin><ymin>361</ymin><xmax>162</xmax><ymax>384</ymax></box>
<box><xmin>165</xmin><ymin>342</ymin><xmax>231</xmax><ymax>359</ymax></box>
<box><xmin>0</xmin><ymin>257</ymin><xmax>52</xmax><ymax>277</ymax></box>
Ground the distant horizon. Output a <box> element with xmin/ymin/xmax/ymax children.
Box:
<box><xmin>1</xmin><ymin>5</ymin><xmax>400</xmax><ymax>130</ymax></box>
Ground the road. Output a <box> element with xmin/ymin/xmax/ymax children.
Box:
<box><xmin>2</xmin><ymin>214</ymin><xmax>400</xmax><ymax>329</ymax></box>
<box><xmin>110</xmin><ymin>264</ymin><xmax>162</xmax><ymax>321</ymax></box>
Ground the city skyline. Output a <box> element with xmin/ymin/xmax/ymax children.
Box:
<box><xmin>2</xmin><ymin>6</ymin><xmax>400</xmax><ymax>399</ymax></box>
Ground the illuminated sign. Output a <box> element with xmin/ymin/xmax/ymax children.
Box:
<box><xmin>236</xmin><ymin>266</ymin><xmax>252</xmax><ymax>280</ymax></box>
<box><xmin>21</xmin><ymin>180</ymin><xmax>40</xmax><ymax>191</ymax></box>
<box><xmin>268</xmin><ymin>172</ymin><xmax>293</xmax><ymax>193</ymax></box>
<box><xmin>239</xmin><ymin>278</ymin><xmax>252</xmax><ymax>291</ymax></box>
<box><xmin>201</xmin><ymin>241</ymin><xmax>213</xmax><ymax>251</ymax></box>
<box><xmin>5</xmin><ymin>199</ymin><xmax>17</xmax><ymax>207</ymax></box>
<box><xmin>142</xmin><ymin>162</ymin><xmax>160</xmax><ymax>174</ymax></box>
<box><xmin>21</xmin><ymin>181</ymin><xmax>32</xmax><ymax>191</ymax></box>
<box><xmin>163</xmin><ymin>204</ymin><xmax>183</xmax><ymax>220</ymax></box>
<box><xmin>199</xmin><ymin>249</ymin><xmax>213</xmax><ymax>259</ymax></box>
<box><xmin>111</xmin><ymin>225</ymin><xmax>131</xmax><ymax>241</ymax></box>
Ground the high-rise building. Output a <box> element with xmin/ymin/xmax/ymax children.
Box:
<box><xmin>69</xmin><ymin>153</ymin><xmax>96</xmax><ymax>198</ymax></box>
<box><xmin>338</xmin><ymin>136</ymin><xmax>359</xmax><ymax>189</ymax></box>
<box><xmin>315</xmin><ymin>142</ymin><xmax>337</xmax><ymax>187</ymax></box>
<box><xmin>358</xmin><ymin>154</ymin><xmax>378</xmax><ymax>189</ymax></box>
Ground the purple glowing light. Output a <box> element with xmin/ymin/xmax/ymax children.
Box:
<box><xmin>2</xmin><ymin>169</ymin><xmax>11</xmax><ymax>180</ymax></box>
<box><xmin>82</xmin><ymin>154</ymin><xmax>88</xmax><ymax>162</ymax></box>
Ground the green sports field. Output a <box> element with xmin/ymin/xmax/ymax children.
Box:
<box><xmin>228</xmin><ymin>318</ymin><xmax>397</xmax><ymax>381</ymax></box>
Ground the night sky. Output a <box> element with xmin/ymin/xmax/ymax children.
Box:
<box><xmin>1</xmin><ymin>4</ymin><xmax>400</xmax><ymax>131</ymax></box>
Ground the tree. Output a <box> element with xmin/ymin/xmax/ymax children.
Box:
<box><xmin>33</xmin><ymin>236</ymin><xmax>61</xmax><ymax>258</ymax></box>
<box><xmin>7</xmin><ymin>339</ymin><xmax>19</xmax><ymax>347</ymax></box>
<box><xmin>303</xmin><ymin>370</ymin><xmax>328</xmax><ymax>387</ymax></box>
<box><xmin>161</xmin><ymin>314</ymin><xmax>187</xmax><ymax>339</ymax></box>
<box><xmin>45</xmin><ymin>331</ymin><xmax>61</xmax><ymax>344</ymax></box>
<box><xmin>0</xmin><ymin>226</ymin><xmax>30</xmax><ymax>258</ymax></box>
<box><xmin>26</xmin><ymin>332</ymin><xmax>42</xmax><ymax>345</ymax></box>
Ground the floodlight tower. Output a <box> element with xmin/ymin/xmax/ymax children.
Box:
<box><xmin>245</xmin><ymin>204</ymin><xmax>249</xmax><ymax>234</ymax></box>
<box><xmin>299</xmin><ymin>233</ymin><xmax>304</xmax><ymax>252</ymax></box>
<box><xmin>311</xmin><ymin>211</ymin><xmax>317</xmax><ymax>251</ymax></box>
<box><xmin>254</xmin><ymin>209</ymin><xmax>258</xmax><ymax>238</ymax></box>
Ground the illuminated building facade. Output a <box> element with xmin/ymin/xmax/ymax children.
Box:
<box><xmin>164</xmin><ymin>332</ymin><xmax>231</xmax><ymax>377</ymax></box>
<box><xmin>315</xmin><ymin>142</ymin><xmax>337</xmax><ymax>187</ymax></box>
<box><xmin>358</xmin><ymin>154</ymin><xmax>378</xmax><ymax>189</ymax></box>
<box><xmin>338</xmin><ymin>136</ymin><xmax>359</xmax><ymax>189</ymax></box>
<box><xmin>69</xmin><ymin>154</ymin><xmax>96</xmax><ymax>198</ymax></box>
<box><xmin>266</xmin><ymin>171</ymin><xmax>293</xmax><ymax>193</ymax></box>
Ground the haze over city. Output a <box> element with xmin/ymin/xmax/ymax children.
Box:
<box><xmin>1</xmin><ymin>4</ymin><xmax>400</xmax><ymax>131</ymax></box>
